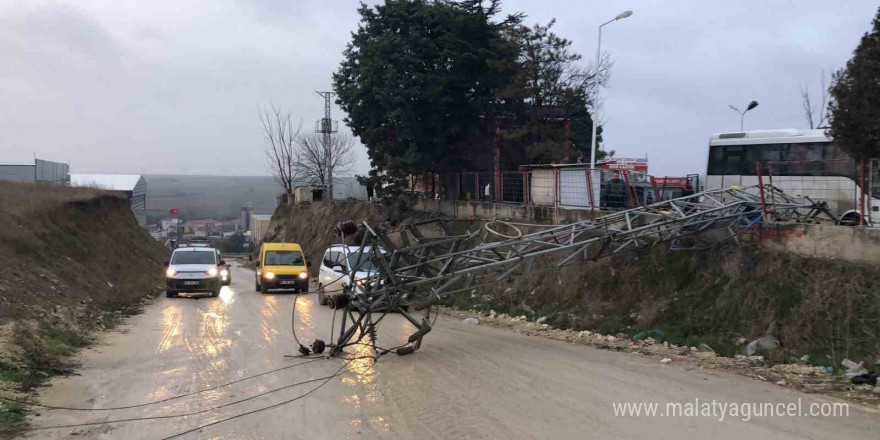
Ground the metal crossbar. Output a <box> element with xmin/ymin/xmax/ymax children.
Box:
<box><xmin>328</xmin><ymin>185</ymin><xmax>827</xmax><ymax>356</ymax></box>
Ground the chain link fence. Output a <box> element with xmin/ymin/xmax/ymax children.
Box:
<box><xmin>413</xmin><ymin>169</ymin><xmax>698</xmax><ymax>213</ymax></box>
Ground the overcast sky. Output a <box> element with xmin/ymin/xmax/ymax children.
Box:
<box><xmin>1</xmin><ymin>0</ymin><xmax>877</xmax><ymax>177</ymax></box>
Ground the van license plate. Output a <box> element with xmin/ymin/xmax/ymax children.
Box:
<box><xmin>184</xmin><ymin>281</ymin><xmax>200</xmax><ymax>286</ymax></box>
<box><xmin>280</xmin><ymin>280</ymin><xmax>296</xmax><ymax>285</ymax></box>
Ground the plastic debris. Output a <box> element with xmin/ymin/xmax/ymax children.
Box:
<box><xmin>462</xmin><ymin>317</ymin><xmax>479</xmax><ymax>325</ymax></box>
<box><xmin>842</xmin><ymin>359</ymin><xmax>868</xmax><ymax>378</ymax></box>
<box><xmin>851</xmin><ymin>374</ymin><xmax>878</xmax><ymax>386</ymax></box>
<box><xmin>660</xmin><ymin>358</ymin><xmax>672</xmax><ymax>364</ymax></box>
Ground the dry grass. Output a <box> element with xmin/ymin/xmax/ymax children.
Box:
<box><xmin>451</xmin><ymin>243</ymin><xmax>880</xmax><ymax>364</ymax></box>
<box><xmin>0</xmin><ymin>181</ymin><xmax>167</xmax><ymax>421</ymax></box>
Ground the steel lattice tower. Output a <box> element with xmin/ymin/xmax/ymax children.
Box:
<box><xmin>316</xmin><ymin>91</ymin><xmax>338</xmax><ymax>200</ymax></box>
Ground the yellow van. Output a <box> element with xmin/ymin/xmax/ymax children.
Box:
<box><xmin>255</xmin><ymin>242</ymin><xmax>311</xmax><ymax>293</ymax></box>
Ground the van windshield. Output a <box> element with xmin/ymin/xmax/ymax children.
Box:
<box><xmin>265</xmin><ymin>250</ymin><xmax>304</xmax><ymax>266</ymax></box>
<box><xmin>171</xmin><ymin>251</ymin><xmax>216</xmax><ymax>265</ymax></box>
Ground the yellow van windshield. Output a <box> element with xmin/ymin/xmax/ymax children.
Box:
<box><xmin>264</xmin><ymin>250</ymin><xmax>304</xmax><ymax>266</ymax></box>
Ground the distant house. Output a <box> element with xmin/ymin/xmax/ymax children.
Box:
<box><xmin>186</xmin><ymin>219</ymin><xmax>223</xmax><ymax>237</ymax></box>
<box><xmin>71</xmin><ymin>174</ymin><xmax>147</xmax><ymax>227</ymax></box>
<box><xmin>0</xmin><ymin>159</ymin><xmax>69</xmax><ymax>184</ymax></box>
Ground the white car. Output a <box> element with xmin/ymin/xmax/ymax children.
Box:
<box><xmin>317</xmin><ymin>245</ymin><xmax>383</xmax><ymax>307</ymax></box>
<box><xmin>164</xmin><ymin>247</ymin><xmax>225</xmax><ymax>298</ymax></box>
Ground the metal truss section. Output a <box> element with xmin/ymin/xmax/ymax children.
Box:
<box><xmin>329</xmin><ymin>185</ymin><xmax>827</xmax><ymax>356</ymax></box>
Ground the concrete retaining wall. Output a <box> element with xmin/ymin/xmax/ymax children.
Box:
<box><xmin>750</xmin><ymin>223</ymin><xmax>880</xmax><ymax>264</ymax></box>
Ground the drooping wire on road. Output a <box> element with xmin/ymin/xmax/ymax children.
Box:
<box><xmin>0</xmin><ymin>357</ymin><xmax>324</xmax><ymax>412</ymax></box>
<box><xmin>158</xmin><ymin>358</ymin><xmax>355</xmax><ymax>440</ymax></box>
<box><xmin>20</xmin><ymin>355</ymin><xmax>370</xmax><ymax>432</ymax></box>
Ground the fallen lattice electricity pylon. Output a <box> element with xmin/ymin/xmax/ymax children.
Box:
<box><xmin>326</xmin><ymin>185</ymin><xmax>830</xmax><ymax>357</ymax></box>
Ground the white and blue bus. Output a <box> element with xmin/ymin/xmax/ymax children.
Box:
<box><xmin>705</xmin><ymin>128</ymin><xmax>875</xmax><ymax>225</ymax></box>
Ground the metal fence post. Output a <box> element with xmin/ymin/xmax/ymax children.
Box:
<box><xmin>522</xmin><ymin>171</ymin><xmax>529</xmax><ymax>205</ymax></box>
<box><xmin>650</xmin><ymin>176</ymin><xmax>661</xmax><ymax>204</ymax></box>
<box><xmin>756</xmin><ymin>162</ymin><xmax>769</xmax><ymax>221</ymax></box>
<box><xmin>585</xmin><ymin>168</ymin><xmax>596</xmax><ymax>212</ymax></box>
<box><xmin>860</xmin><ymin>157</ymin><xmax>867</xmax><ymax>226</ymax></box>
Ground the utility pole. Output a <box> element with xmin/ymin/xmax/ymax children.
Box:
<box><xmin>316</xmin><ymin>91</ymin><xmax>338</xmax><ymax>201</ymax></box>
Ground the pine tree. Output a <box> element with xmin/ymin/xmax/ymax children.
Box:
<box><xmin>827</xmin><ymin>7</ymin><xmax>880</xmax><ymax>159</ymax></box>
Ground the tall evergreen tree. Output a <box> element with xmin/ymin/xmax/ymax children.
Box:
<box><xmin>828</xmin><ymin>7</ymin><xmax>880</xmax><ymax>159</ymax></box>
<box><xmin>333</xmin><ymin>0</ymin><xmax>519</xmax><ymax>191</ymax></box>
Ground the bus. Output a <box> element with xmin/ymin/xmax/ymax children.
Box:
<box><xmin>705</xmin><ymin>128</ymin><xmax>875</xmax><ymax>225</ymax></box>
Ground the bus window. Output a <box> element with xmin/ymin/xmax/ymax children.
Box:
<box><xmin>723</xmin><ymin>146</ymin><xmax>744</xmax><ymax>174</ymax></box>
<box><xmin>708</xmin><ymin>146</ymin><xmax>724</xmax><ymax>174</ymax></box>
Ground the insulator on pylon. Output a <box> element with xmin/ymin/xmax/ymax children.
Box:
<box><xmin>396</xmin><ymin>346</ymin><xmax>415</xmax><ymax>356</ymax></box>
<box><xmin>334</xmin><ymin>221</ymin><xmax>358</xmax><ymax>237</ymax></box>
<box><xmin>311</xmin><ymin>339</ymin><xmax>326</xmax><ymax>354</ymax></box>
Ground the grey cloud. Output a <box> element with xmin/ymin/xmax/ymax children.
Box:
<box><xmin>0</xmin><ymin>0</ymin><xmax>878</xmax><ymax>178</ymax></box>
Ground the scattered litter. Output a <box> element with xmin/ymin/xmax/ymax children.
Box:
<box><xmin>633</xmin><ymin>328</ymin><xmax>662</xmax><ymax>340</ymax></box>
<box><xmin>660</xmin><ymin>358</ymin><xmax>672</xmax><ymax>364</ymax></box>
<box><xmin>462</xmin><ymin>317</ymin><xmax>479</xmax><ymax>325</ymax></box>
<box><xmin>842</xmin><ymin>359</ymin><xmax>868</xmax><ymax>378</ymax></box>
<box><xmin>747</xmin><ymin>355</ymin><xmax>764</xmax><ymax>365</ymax></box>
<box><xmin>106</xmin><ymin>281</ymin><xmax>114</xmax><ymax>288</ymax></box>
<box><xmin>699</xmin><ymin>343</ymin><xmax>715</xmax><ymax>353</ymax></box>
<box><xmin>536</xmin><ymin>316</ymin><xmax>548</xmax><ymax>324</ymax></box>
<box><xmin>851</xmin><ymin>374</ymin><xmax>878</xmax><ymax>386</ymax></box>
<box><xmin>799</xmin><ymin>354</ymin><xmax>810</xmax><ymax>363</ymax></box>
<box><xmin>745</xmin><ymin>335</ymin><xmax>779</xmax><ymax>356</ymax></box>
<box><xmin>776</xmin><ymin>380</ymin><xmax>786</xmax><ymax>386</ymax></box>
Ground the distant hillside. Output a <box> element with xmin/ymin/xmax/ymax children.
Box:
<box><xmin>145</xmin><ymin>174</ymin><xmax>279</xmax><ymax>223</ymax></box>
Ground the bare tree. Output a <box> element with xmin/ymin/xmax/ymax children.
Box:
<box><xmin>259</xmin><ymin>105</ymin><xmax>302</xmax><ymax>196</ymax></box>
<box><xmin>295</xmin><ymin>131</ymin><xmax>357</xmax><ymax>197</ymax></box>
<box><xmin>800</xmin><ymin>69</ymin><xmax>830</xmax><ymax>129</ymax></box>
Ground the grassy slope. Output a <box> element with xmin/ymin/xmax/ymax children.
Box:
<box><xmin>452</xmin><ymin>242</ymin><xmax>880</xmax><ymax>367</ymax></box>
<box><xmin>0</xmin><ymin>182</ymin><xmax>168</xmax><ymax>431</ymax></box>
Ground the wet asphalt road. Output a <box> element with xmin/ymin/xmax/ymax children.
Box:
<box><xmin>25</xmin><ymin>264</ymin><xmax>878</xmax><ymax>439</ymax></box>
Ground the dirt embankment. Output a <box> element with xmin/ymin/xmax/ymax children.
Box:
<box><xmin>451</xmin><ymin>242</ymin><xmax>880</xmax><ymax>371</ymax></box>
<box><xmin>0</xmin><ymin>182</ymin><xmax>167</xmax><ymax>429</ymax></box>
<box><xmin>261</xmin><ymin>200</ymin><xmax>443</xmax><ymax>272</ymax></box>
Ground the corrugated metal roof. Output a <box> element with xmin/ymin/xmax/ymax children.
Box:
<box><xmin>71</xmin><ymin>174</ymin><xmax>143</xmax><ymax>191</ymax></box>
<box><xmin>252</xmin><ymin>214</ymin><xmax>273</xmax><ymax>220</ymax></box>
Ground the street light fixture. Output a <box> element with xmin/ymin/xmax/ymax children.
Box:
<box><xmin>729</xmin><ymin>100</ymin><xmax>759</xmax><ymax>131</ymax></box>
<box><xmin>590</xmin><ymin>10</ymin><xmax>633</xmax><ymax>170</ymax></box>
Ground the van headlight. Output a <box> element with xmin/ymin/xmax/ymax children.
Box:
<box><xmin>264</xmin><ymin>271</ymin><xmax>275</xmax><ymax>280</ymax></box>
<box><xmin>165</xmin><ymin>268</ymin><xmax>177</xmax><ymax>277</ymax></box>
<box><xmin>206</xmin><ymin>267</ymin><xmax>218</xmax><ymax>277</ymax></box>
<box><xmin>220</xmin><ymin>269</ymin><xmax>229</xmax><ymax>277</ymax></box>
<box><xmin>298</xmin><ymin>272</ymin><xmax>308</xmax><ymax>279</ymax></box>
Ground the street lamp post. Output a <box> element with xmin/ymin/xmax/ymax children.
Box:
<box><xmin>729</xmin><ymin>100</ymin><xmax>759</xmax><ymax>131</ymax></box>
<box><xmin>590</xmin><ymin>10</ymin><xmax>633</xmax><ymax>170</ymax></box>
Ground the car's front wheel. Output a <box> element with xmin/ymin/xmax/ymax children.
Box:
<box><xmin>317</xmin><ymin>284</ymin><xmax>327</xmax><ymax>305</ymax></box>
